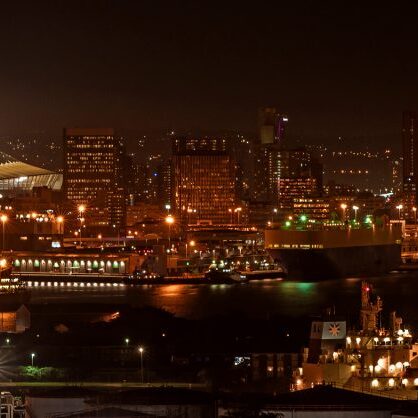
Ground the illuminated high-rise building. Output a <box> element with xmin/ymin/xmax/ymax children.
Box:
<box><xmin>63</xmin><ymin>128</ymin><xmax>126</xmax><ymax>231</ymax></box>
<box><xmin>258</xmin><ymin>107</ymin><xmax>288</xmax><ymax>145</ymax></box>
<box><xmin>253</xmin><ymin>107</ymin><xmax>288</xmax><ymax>201</ymax></box>
<box><xmin>402</xmin><ymin>111</ymin><xmax>418</xmax><ymax>219</ymax></box>
<box><xmin>172</xmin><ymin>137</ymin><xmax>236</xmax><ymax>226</ymax></box>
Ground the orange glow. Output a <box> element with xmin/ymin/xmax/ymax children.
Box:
<box><xmin>165</xmin><ymin>215</ymin><xmax>174</xmax><ymax>224</ymax></box>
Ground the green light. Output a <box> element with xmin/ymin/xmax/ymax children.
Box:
<box><xmin>300</xmin><ymin>215</ymin><xmax>307</xmax><ymax>222</ymax></box>
<box><xmin>365</xmin><ymin>216</ymin><xmax>372</xmax><ymax>224</ymax></box>
<box><xmin>285</xmin><ymin>221</ymin><xmax>291</xmax><ymax>227</ymax></box>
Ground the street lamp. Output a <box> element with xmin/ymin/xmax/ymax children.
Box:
<box><xmin>396</xmin><ymin>204</ymin><xmax>403</xmax><ymax>220</ymax></box>
<box><xmin>138</xmin><ymin>346</ymin><xmax>144</xmax><ymax>383</ymax></box>
<box><xmin>78</xmin><ymin>205</ymin><xmax>86</xmax><ymax>247</ymax></box>
<box><xmin>187</xmin><ymin>207</ymin><xmax>193</xmax><ymax>225</ymax></box>
<box><xmin>31</xmin><ymin>353</ymin><xmax>35</xmax><ymax>367</ymax></box>
<box><xmin>273</xmin><ymin>208</ymin><xmax>278</xmax><ymax>223</ymax></box>
<box><xmin>186</xmin><ymin>240</ymin><xmax>195</xmax><ymax>258</ymax></box>
<box><xmin>0</xmin><ymin>214</ymin><xmax>7</xmax><ymax>255</ymax></box>
<box><xmin>165</xmin><ymin>215</ymin><xmax>174</xmax><ymax>248</ymax></box>
<box><xmin>125</xmin><ymin>338</ymin><xmax>130</xmax><ymax>346</ymax></box>
<box><xmin>340</xmin><ymin>203</ymin><xmax>347</xmax><ymax>222</ymax></box>
<box><xmin>234</xmin><ymin>207</ymin><xmax>242</xmax><ymax>224</ymax></box>
<box><xmin>352</xmin><ymin>205</ymin><xmax>359</xmax><ymax>222</ymax></box>
<box><xmin>228</xmin><ymin>208</ymin><xmax>233</xmax><ymax>224</ymax></box>
<box><xmin>413</xmin><ymin>207</ymin><xmax>417</xmax><ymax>226</ymax></box>
<box><xmin>56</xmin><ymin>216</ymin><xmax>64</xmax><ymax>235</ymax></box>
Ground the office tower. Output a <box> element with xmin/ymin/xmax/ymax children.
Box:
<box><xmin>402</xmin><ymin>111</ymin><xmax>418</xmax><ymax>219</ymax></box>
<box><xmin>258</xmin><ymin>107</ymin><xmax>288</xmax><ymax>145</ymax></box>
<box><xmin>171</xmin><ymin>137</ymin><xmax>236</xmax><ymax>226</ymax></box>
<box><xmin>156</xmin><ymin>161</ymin><xmax>172</xmax><ymax>207</ymax></box>
<box><xmin>63</xmin><ymin>128</ymin><xmax>126</xmax><ymax>232</ymax></box>
<box><xmin>253</xmin><ymin>108</ymin><xmax>288</xmax><ymax>201</ymax></box>
<box><xmin>267</xmin><ymin>148</ymin><xmax>322</xmax><ymax>209</ymax></box>
<box><xmin>292</xmin><ymin>197</ymin><xmax>330</xmax><ymax>221</ymax></box>
<box><xmin>278</xmin><ymin>177</ymin><xmax>319</xmax><ymax>214</ymax></box>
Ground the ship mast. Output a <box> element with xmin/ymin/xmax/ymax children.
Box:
<box><xmin>360</xmin><ymin>281</ymin><xmax>383</xmax><ymax>333</ymax></box>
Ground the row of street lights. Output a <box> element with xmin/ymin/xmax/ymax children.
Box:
<box><xmin>125</xmin><ymin>339</ymin><xmax>145</xmax><ymax>383</ymax></box>
<box><xmin>395</xmin><ymin>204</ymin><xmax>417</xmax><ymax>222</ymax></box>
<box><xmin>340</xmin><ymin>203</ymin><xmax>359</xmax><ymax>221</ymax></box>
<box><xmin>228</xmin><ymin>207</ymin><xmax>242</xmax><ymax>224</ymax></box>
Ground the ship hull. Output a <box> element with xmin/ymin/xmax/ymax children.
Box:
<box><xmin>267</xmin><ymin>244</ymin><xmax>401</xmax><ymax>280</ymax></box>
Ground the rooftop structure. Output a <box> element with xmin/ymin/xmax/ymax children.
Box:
<box><xmin>0</xmin><ymin>152</ymin><xmax>62</xmax><ymax>195</ymax></box>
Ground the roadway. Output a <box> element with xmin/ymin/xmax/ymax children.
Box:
<box><xmin>0</xmin><ymin>381</ymin><xmax>207</xmax><ymax>389</ymax></box>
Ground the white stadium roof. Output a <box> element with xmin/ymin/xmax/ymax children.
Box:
<box><xmin>0</xmin><ymin>152</ymin><xmax>62</xmax><ymax>191</ymax></box>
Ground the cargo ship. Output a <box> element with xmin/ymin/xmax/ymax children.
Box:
<box><xmin>265</xmin><ymin>222</ymin><xmax>402</xmax><ymax>280</ymax></box>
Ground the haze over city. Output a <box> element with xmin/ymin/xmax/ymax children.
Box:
<box><xmin>0</xmin><ymin>1</ymin><xmax>418</xmax><ymax>149</ymax></box>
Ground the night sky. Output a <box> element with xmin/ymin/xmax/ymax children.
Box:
<box><xmin>1</xmin><ymin>1</ymin><xmax>418</xmax><ymax>148</ymax></box>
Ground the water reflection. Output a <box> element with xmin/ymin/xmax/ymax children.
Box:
<box><xmin>28</xmin><ymin>273</ymin><xmax>418</xmax><ymax>328</ymax></box>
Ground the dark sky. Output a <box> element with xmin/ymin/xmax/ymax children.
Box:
<box><xmin>1</xmin><ymin>1</ymin><xmax>418</xmax><ymax>147</ymax></box>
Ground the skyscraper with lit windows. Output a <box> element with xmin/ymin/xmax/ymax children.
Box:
<box><xmin>171</xmin><ymin>137</ymin><xmax>236</xmax><ymax>226</ymax></box>
<box><xmin>402</xmin><ymin>111</ymin><xmax>418</xmax><ymax>219</ymax></box>
<box><xmin>63</xmin><ymin>128</ymin><xmax>126</xmax><ymax>232</ymax></box>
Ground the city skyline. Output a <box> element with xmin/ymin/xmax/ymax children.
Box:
<box><xmin>0</xmin><ymin>2</ymin><xmax>417</xmax><ymax>147</ymax></box>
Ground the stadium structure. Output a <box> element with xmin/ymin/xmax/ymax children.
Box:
<box><xmin>0</xmin><ymin>152</ymin><xmax>62</xmax><ymax>194</ymax></box>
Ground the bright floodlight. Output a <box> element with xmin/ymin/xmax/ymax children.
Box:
<box><xmin>165</xmin><ymin>215</ymin><xmax>174</xmax><ymax>224</ymax></box>
<box><xmin>78</xmin><ymin>204</ymin><xmax>86</xmax><ymax>212</ymax></box>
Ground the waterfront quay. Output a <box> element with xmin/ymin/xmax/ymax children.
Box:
<box><xmin>10</xmin><ymin>250</ymin><xmax>143</xmax><ymax>276</ymax></box>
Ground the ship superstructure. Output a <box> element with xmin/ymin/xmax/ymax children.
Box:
<box><xmin>298</xmin><ymin>281</ymin><xmax>418</xmax><ymax>399</ymax></box>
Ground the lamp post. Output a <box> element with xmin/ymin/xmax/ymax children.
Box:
<box><xmin>165</xmin><ymin>215</ymin><xmax>174</xmax><ymax>249</ymax></box>
<box><xmin>0</xmin><ymin>214</ymin><xmax>7</xmax><ymax>255</ymax></box>
<box><xmin>352</xmin><ymin>206</ymin><xmax>359</xmax><ymax>222</ymax></box>
<box><xmin>413</xmin><ymin>207</ymin><xmax>417</xmax><ymax>226</ymax></box>
<box><xmin>187</xmin><ymin>207</ymin><xmax>193</xmax><ymax>225</ymax></box>
<box><xmin>31</xmin><ymin>353</ymin><xmax>35</xmax><ymax>367</ymax></box>
<box><xmin>228</xmin><ymin>208</ymin><xmax>233</xmax><ymax>224</ymax></box>
<box><xmin>273</xmin><ymin>208</ymin><xmax>278</xmax><ymax>223</ymax></box>
<box><xmin>235</xmin><ymin>207</ymin><xmax>242</xmax><ymax>224</ymax></box>
<box><xmin>56</xmin><ymin>216</ymin><xmax>64</xmax><ymax>235</ymax></box>
<box><xmin>396</xmin><ymin>204</ymin><xmax>403</xmax><ymax>220</ymax></box>
<box><xmin>125</xmin><ymin>338</ymin><xmax>130</xmax><ymax>346</ymax></box>
<box><xmin>186</xmin><ymin>240</ymin><xmax>195</xmax><ymax>258</ymax></box>
<box><xmin>340</xmin><ymin>203</ymin><xmax>347</xmax><ymax>222</ymax></box>
<box><xmin>138</xmin><ymin>346</ymin><xmax>144</xmax><ymax>383</ymax></box>
<box><xmin>78</xmin><ymin>205</ymin><xmax>85</xmax><ymax>247</ymax></box>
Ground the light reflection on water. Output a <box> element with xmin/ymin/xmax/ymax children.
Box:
<box><xmin>29</xmin><ymin>273</ymin><xmax>418</xmax><ymax>327</ymax></box>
